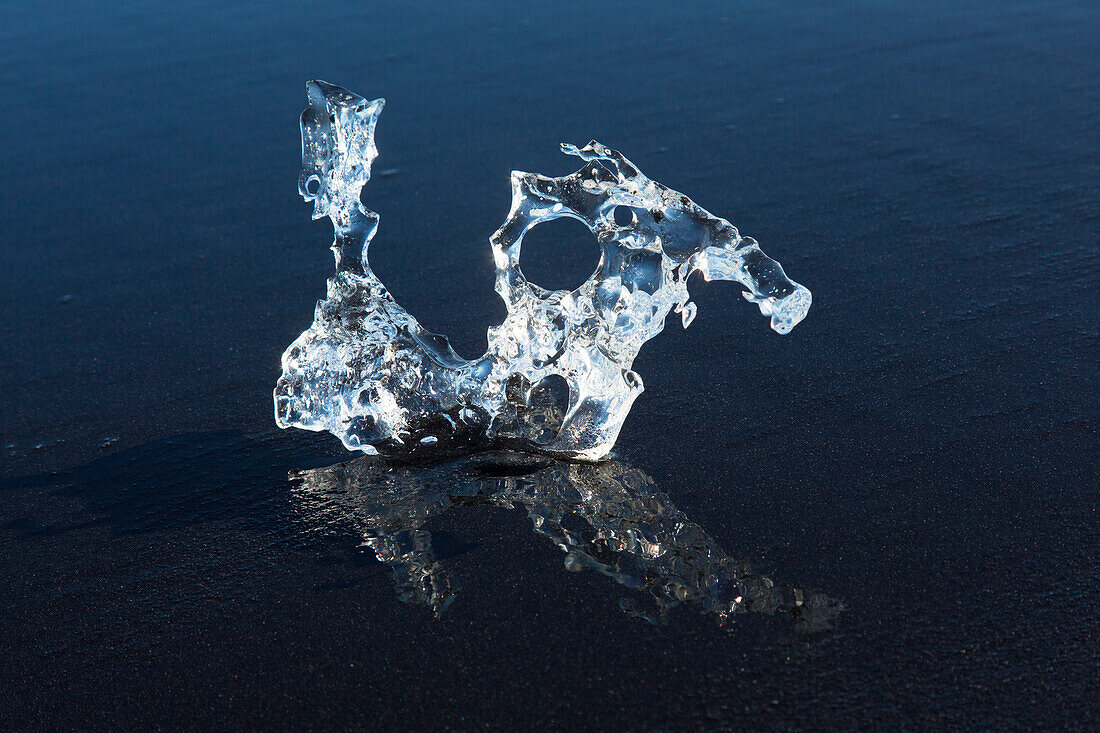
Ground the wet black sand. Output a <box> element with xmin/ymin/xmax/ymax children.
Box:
<box><xmin>2</xmin><ymin>1</ymin><xmax>1097</xmax><ymax>728</ymax></box>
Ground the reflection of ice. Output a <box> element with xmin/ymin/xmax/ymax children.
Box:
<box><xmin>274</xmin><ymin>81</ymin><xmax>812</xmax><ymax>461</ymax></box>
<box><xmin>290</xmin><ymin>453</ymin><xmax>841</xmax><ymax>629</ymax></box>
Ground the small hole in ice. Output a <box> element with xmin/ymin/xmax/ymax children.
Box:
<box><xmin>305</xmin><ymin>176</ymin><xmax>321</xmax><ymax>195</ymax></box>
<box><xmin>613</xmin><ymin>205</ymin><xmax>635</xmax><ymax>227</ymax></box>
<box><xmin>524</xmin><ymin>374</ymin><xmax>570</xmax><ymax>444</ymax></box>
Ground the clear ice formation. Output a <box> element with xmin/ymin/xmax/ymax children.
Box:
<box><xmin>275</xmin><ymin>81</ymin><xmax>811</xmax><ymax>460</ymax></box>
<box><xmin>292</xmin><ymin>452</ymin><xmax>840</xmax><ymax>628</ymax></box>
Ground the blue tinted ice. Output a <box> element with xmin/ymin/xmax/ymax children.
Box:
<box><xmin>275</xmin><ymin>81</ymin><xmax>811</xmax><ymax>460</ymax></box>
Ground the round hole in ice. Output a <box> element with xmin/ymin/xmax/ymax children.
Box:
<box><xmin>613</xmin><ymin>205</ymin><xmax>636</xmax><ymax>227</ymax></box>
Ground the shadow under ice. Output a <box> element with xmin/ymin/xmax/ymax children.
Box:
<box><xmin>292</xmin><ymin>452</ymin><xmax>842</xmax><ymax>629</ymax></box>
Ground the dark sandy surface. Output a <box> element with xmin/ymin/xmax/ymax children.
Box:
<box><xmin>2</xmin><ymin>1</ymin><xmax>1097</xmax><ymax>729</ymax></box>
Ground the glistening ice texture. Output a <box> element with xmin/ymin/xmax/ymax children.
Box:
<box><xmin>275</xmin><ymin>81</ymin><xmax>811</xmax><ymax>460</ymax></box>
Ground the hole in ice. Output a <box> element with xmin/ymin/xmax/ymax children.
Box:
<box><xmin>305</xmin><ymin>176</ymin><xmax>320</xmax><ymax>195</ymax></box>
<box><xmin>613</xmin><ymin>205</ymin><xmax>636</xmax><ymax>227</ymax></box>
<box><xmin>523</xmin><ymin>374</ymin><xmax>570</xmax><ymax>444</ymax></box>
<box><xmin>345</xmin><ymin>414</ymin><xmax>381</xmax><ymax>446</ymax></box>
<box><xmin>519</xmin><ymin>216</ymin><xmax>601</xmax><ymax>292</ymax></box>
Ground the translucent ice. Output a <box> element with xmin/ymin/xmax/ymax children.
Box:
<box><xmin>291</xmin><ymin>452</ymin><xmax>840</xmax><ymax>628</ymax></box>
<box><xmin>275</xmin><ymin>81</ymin><xmax>811</xmax><ymax>460</ymax></box>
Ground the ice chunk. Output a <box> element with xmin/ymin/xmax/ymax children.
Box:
<box><xmin>275</xmin><ymin>81</ymin><xmax>812</xmax><ymax>460</ymax></box>
<box><xmin>290</xmin><ymin>452</ymin><xmax>841</xmax><ymax>628</ymax></box>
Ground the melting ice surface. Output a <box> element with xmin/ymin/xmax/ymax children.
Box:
<box><xmin>275</xmin><ymin>81</ymin><xmax>812</xmax><ymax>460</ymax></box>
<box><xmin>292</xmin><ymin>452</ymin><xmax>840</xmax><ymax>627</ymax></box>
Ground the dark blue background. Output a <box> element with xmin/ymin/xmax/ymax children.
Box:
<box><xmin>2</xmin><ymin>1</ymin><xmax>1097</xmax><ymax>728</ymax></box>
